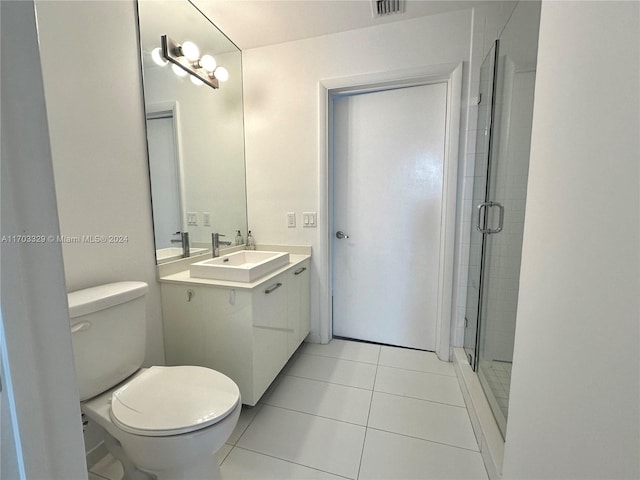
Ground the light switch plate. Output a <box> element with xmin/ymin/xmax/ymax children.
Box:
<box><xmin>302</xmin><ymin>212</ymin><xmax>317</xmax><ymax>228</ymax></box>
<box><xmin>287</xmin><ymin>212</ymin><xmax>296</xmax><ymax>228</ymax></box>
<box><xmin>203</xmin><ymin>212</ymin><xmax>211</xmax><ymax>227</ymax></box>
<box><xmin>187</xmin><ymin>212</ymin><xmax>199</xmax><ymax>226</ymax></box>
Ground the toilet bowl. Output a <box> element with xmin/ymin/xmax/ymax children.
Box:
<box><xmin>68</xmin><ymin>281</ymin><xmax>241</xmax><ymax>479</ymax></box>
<box><xmin>84</xmin><ymin>366</ymin><xmax>240</xmax><ymax>479</ymax></box>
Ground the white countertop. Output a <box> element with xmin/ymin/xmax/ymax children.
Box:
<box><xmin>159</xmin><ymin>253</ymin><xmax>310</xmax><ymax>290</ymax></box>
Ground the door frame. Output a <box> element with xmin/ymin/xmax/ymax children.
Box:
<box><xmin>317</xmin><ymin>63</ymin><xmax>463</xmax><ymax>361</ymax></box>
<box><xmin>146</xmin><ymin>101</ymin><xmax>188</xmax><ymax>236</ymax></box>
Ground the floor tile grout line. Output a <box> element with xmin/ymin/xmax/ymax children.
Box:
<box><xmin>357</xmin><ymin>360</ymin><xmax>380</xmax><ymax>479</ymax></box>
<box><xmin>300</xmin><ymin>351</ymin><xmax>380</xmax><ymax>365</ymax></box>
<box><xmin>233</xmin><ymin>404</ymin><xmax>263</xmax><ymax>446</ymax></box>
<box><xmin>372</xmin><ymin>388</ymin><xmax>467</xmax><ymax>409</ymax></box>
<box><xmin>231</xmin><ymin>445</ymin><xmax>355</xmax><ymax>480</ymax></box>
<box><xmin>284</xmin><ymin>372</ymin><xmax>374</xmax><ymax>392</ymax></box>
<box><xmin>258</xmin><ymin>403</ymin><xmax>369</xmax><ymax>429</ymax></box>
<box><xmin>366</xmin><ymin>426</ymin><xmax>482</xmax><ymax>454</ymax></box>
<box><xmin>379</xmin><ymin>365</ymin><xmax>457</xmax><ymax>377</ymax></box>
<box><xmin>302</xmin><ymin>344</ymin><xmax>458</xmax><ymax>377</ymax></box>
<box><xmin>281</xmin><ymin>371</ymin><xmax>375</xmax><ymax>392</ymax></box>
<box><xmin>355</xmin><ymin>427</ymin><xmax>370</xmax><ymax>480</ymax></box>
<box><xmin>297</xmin><ymin>351</ymin><xmax>380</xmax><ymax>366</ymax></box>
<box><xmin>219</xmin><ymin>443</ymin><xmax>234</xmax><ymax>466</ymax></box>
<box><xmin>377</xmin><ymin>362</ymin><xmax>458</xmax><ymax>378</ymax></box>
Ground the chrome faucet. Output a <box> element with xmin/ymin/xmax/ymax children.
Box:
<box><xmin>171</xmin><ymin>231</ymin><xmax>190</xmax><ymax>258</ymax></box>
<box><xmin>211</xmin><ymin>232</ymin><xmax>232</xmax><ymax>257</ymax></box>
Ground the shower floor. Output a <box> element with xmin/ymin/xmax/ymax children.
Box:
<box><xmin>478</xmin><ymin>360</ymin><xmax>512</xmax><ymax>437</ymax></box>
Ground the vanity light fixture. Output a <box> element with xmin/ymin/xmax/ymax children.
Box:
<box><xmin>159</xmin><ymin>35</ymin><xmax>229</xmax><ymax>90</ymax></box>
<box><xmin>151</xmin><ymin>47</ymin><xmax>168</xmax><ymax>67</ymax></box>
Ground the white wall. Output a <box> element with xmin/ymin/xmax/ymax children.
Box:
<box><xmin>35</xmin><ymin>1</ymin><xmax>165</xmax><ymax>366</ymax></box>
<box><xmin>503</xmin><ymin>1</ymin><xmax>640</xmax><ymax>478</ymax></box>
<box><xmin>243</xmin><ymin>9</ymin><xmax>473</xmax><ymax>342</ymax></box>
<box><xmin>1</xmin><ymin>1</ymin><xmax>87</xmax><ymax>476</ymax></box>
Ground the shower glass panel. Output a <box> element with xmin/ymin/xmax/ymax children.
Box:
<box><xmin>466</xmin><ymin>0</ymin><xmax>541</xmax><ymax>439</ymax></box>
<box><xmin>464</xmin><ymin>41</ymin><xmax>498</xmax><ymax>370</ymax></box>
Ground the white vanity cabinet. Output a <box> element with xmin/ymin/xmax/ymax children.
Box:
<box><xmin>287</xmin><ymin>263</ymin><xmax>310</xmax><ymax>355</ymax></box>
<box><xmin>161</xmin><ymin>257</ymin><xmax>310</xmax><ymax>405</ymax></box>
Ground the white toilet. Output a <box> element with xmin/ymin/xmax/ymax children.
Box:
<box><xmin>68</xmin><ymin>281</ymin><xmax>241</xmax><ymax>480</ymax></box>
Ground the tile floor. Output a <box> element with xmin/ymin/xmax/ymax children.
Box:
<box><xmin>90</xmin><ymin>339</ymin><xmax>487</xmax><ymax>480</ymax></box>
<box><xmin>479</xmin><ymin>360</ymin><xmax>512</xmax><ymax>418</ymax></box>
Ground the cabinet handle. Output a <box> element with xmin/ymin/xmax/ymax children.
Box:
<box><xmin>264</xmin><ymin>282</ymin><xmax>282</xmax><ymax>294</ymax></box>
<box><xmin>294</xmin><ymin>267</ymin><xmax>307</xmax><ymax>276</ymax></box>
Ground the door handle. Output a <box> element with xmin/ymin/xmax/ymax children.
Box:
<box><xmin>489</xmin><ymin>202</ymin><xmax>504</xmax><ymax>234</ymax></box>
<box><xmin>476</xmin><ymin>201</ymin><xmax>504</xmax><ymax>234</ymax></box>
<box><xmin>476</xmin><ymin>203</ymin><xmax>488</xmax><ymax>233</ymax></box>
<box><xmin>336</xmin><ymin>231</ymin><xmax>349</xmax><ymax>239</ymax></box>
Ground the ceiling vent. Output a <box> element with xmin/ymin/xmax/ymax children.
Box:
<box><xmin>372</xmin><ymin>0</ymin><xmax>405</xmax><ymax>18</ymax></box>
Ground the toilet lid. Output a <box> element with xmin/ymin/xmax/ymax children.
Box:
<box><xmin>110</xmin><ymin>366</ymin><xmax>240</xmax><ymax>436</ymax></box>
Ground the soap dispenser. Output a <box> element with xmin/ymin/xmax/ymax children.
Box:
<box><xmin>235</xmin><ymin>230</ymin><xmax>244</xmax><ymax>246</ymax></box>
<box><xmin>246</xmin><ymin>231</ymin><xmax>255</xmax><ymax>250</ymax></box>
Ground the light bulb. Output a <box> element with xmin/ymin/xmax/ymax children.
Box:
<box><xmin>180</xmin><ymin>41</ymin><xmax>200</xmax><ymax>62</ymax></box>
<box><xmin>190</xmin><ymin>75</ymin><xmax>204</xmax><ymax>86</ymax></box>
<box><xmin>199</xmin><ymin>54</ymin><xmax>216</xmax><ymax>72</ymax></box>
<box><xmin>151</xmin><ymin>47</ymin><xmax>168</xmax><ymax>66</ymax></box>
<box><xmin>214</xmin><ymin>66</ymin><xmax>229</xmax><ymax>82</ymax></box>
<box><xmin>171</xmin><ymin>63</ymin><xmax>188</xmax><ymax>77</ymax></box>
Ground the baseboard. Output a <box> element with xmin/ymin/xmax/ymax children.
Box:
<box><xmin>453</xmin><ymin>348</ymin><xmax>505</xmax><ymax>480</ymax></box>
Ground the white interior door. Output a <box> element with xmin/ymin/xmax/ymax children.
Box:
<box><xmin>332</xmin><ymin>83</ymin><xmax>447</xmax><ymax>351</ymax></box>
<box><xmin>147</xmin><ymin>116</ymin><xmax>182</xmax><ymax>249</ymax></box>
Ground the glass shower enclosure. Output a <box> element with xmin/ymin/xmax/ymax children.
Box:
<box><xmin>464</xmin><ymin>1</ymin><xmax>541</xmax><ymax>439</ymax></box>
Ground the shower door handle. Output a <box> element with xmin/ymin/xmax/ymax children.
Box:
<box><xmin>489</xmin><ymin>202</ymin><xmax>504</xmax><ymax>234</ymax></box>
<box><xmin>476</xmin><ymin>201</ymin><xmax>504</xmax><ymax>234</ymax></box>
<box><xmin>476</xmin><ymin>203</ymin><xmax>488</xmax><ymax>233</ymax></box>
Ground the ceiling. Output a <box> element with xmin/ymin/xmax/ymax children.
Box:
<box><xmin>191</xmin><ymin>0</ymin><xmax>499</xmax><ymax>50</ymax></box>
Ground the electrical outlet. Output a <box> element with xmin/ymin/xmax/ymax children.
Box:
<box><xmin>203</xmin><ymin>212</ymin><xmax>211</xmax><ymax>227</ymax></box>
<box><xmin>287</xmin><ymin>212</ymin><xmax>296</xmax><ymax>228</ymax></box>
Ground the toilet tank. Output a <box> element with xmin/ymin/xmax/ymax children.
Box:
<box><xmin>68</xmin><ymin>281</ymin><xmax>149</xmax><ymax>401</ymax></box>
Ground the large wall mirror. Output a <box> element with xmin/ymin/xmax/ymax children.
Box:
<box><xmin>136</xmin><ymin>0</ymin><xmax>248</xmax><ymax>264</ymax></box>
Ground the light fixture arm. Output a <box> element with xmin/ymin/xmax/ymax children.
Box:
<box><xmin>161</xmin><ymin>35</ymin><xmax>219</xmax><ymax>89</ymax></box>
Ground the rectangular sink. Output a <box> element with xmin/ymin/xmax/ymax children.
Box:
<box><xmin>190</xmin><ymin>250</ymin><xmax>290</xmax><ymax>282</ymax></box>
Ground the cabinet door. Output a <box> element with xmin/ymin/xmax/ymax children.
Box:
<box><xmin>252</xmin><ymin>274</ymin><xmax>288</xmax><ymax>329</ymax></box>
<box><xmin>202</xmin><ymin>288</ymin><xmax>253</xmax><ymax>401</ymax></box>
<box><xmin>252</xmin><ymin>273</ymin><xmax>289</xmax><ymax>403</ymax></box>
<box><xmin>287</xmin><ymin>260</ymin><xmax>311</xmax><ymax>355</ymax></box>
<box><xmin>252</xmin><ymin>326</ymin><xmax>288</xmax><ymax>403</ymax></box>
<box><xmin>161</xmin><ymin>285</ymin><xmax>207</xmax><ymax>366</ymax></box>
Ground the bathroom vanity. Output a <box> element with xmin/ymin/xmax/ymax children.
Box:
<box><xmin>159</xmin><ymin>250</ymin><xmax>310</xmax><ymax>405</ymax></box>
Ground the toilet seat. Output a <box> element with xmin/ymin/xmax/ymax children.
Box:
<box><xmin>110</xmin><ymin>366</ymin><xmax>240</xmax><ymax>436</ymax></box>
